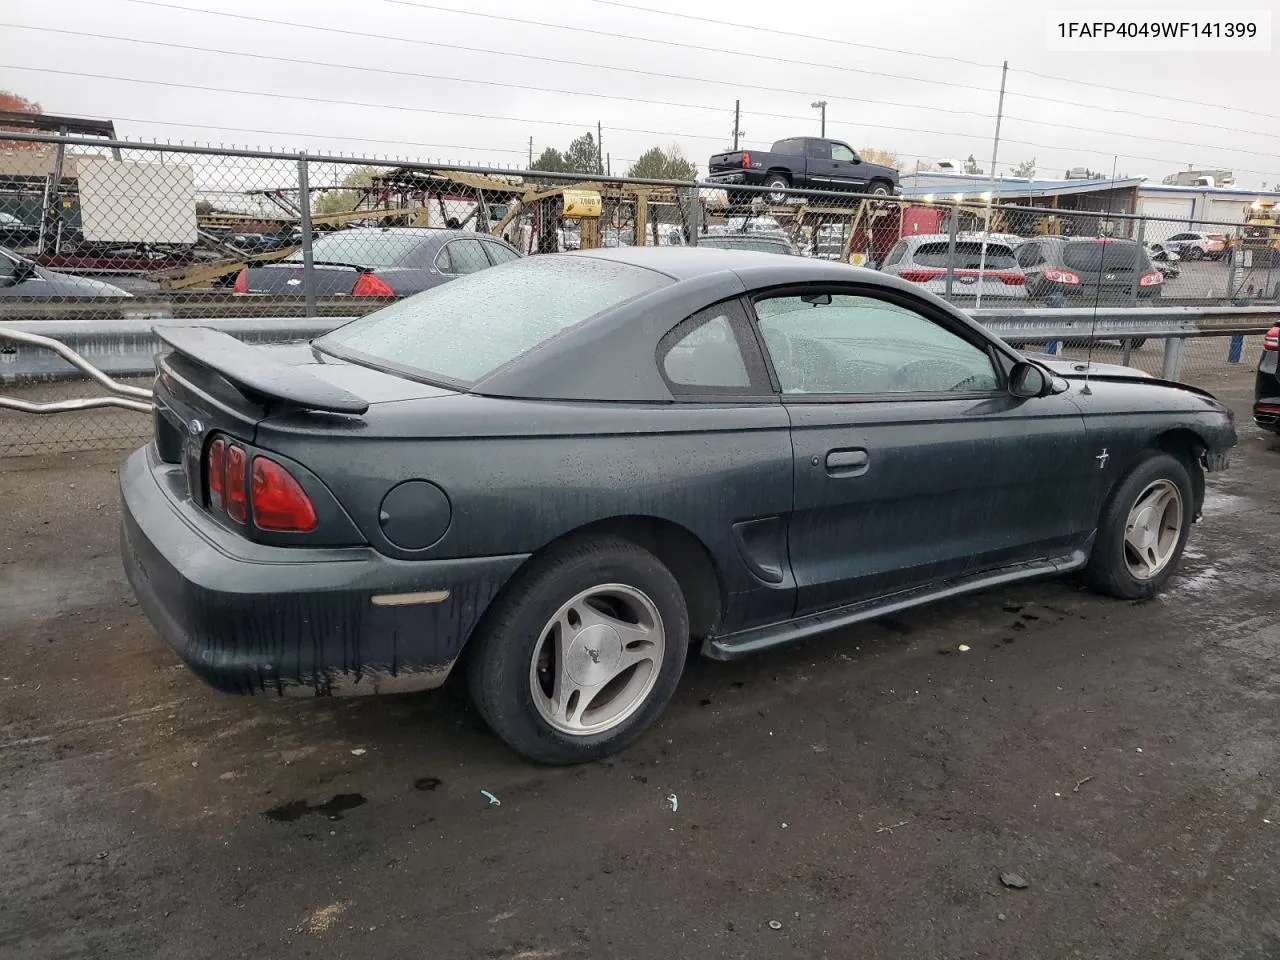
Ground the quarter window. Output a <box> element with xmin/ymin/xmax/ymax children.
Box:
<box><xmin>754</xmin><ymin>292</ymin><xmax>1000</xmax><ymax>396</ymax></box>
<box><xmin>436</xmin><ymin>238</ymin><xmax>490</xmax><ymax>275</ymax></box>
<box><xmin>658</xmin><ymin>300</ymin><xmax>769</xmax><ymax>397</ymax></box>
<box><xmin>481</xmin><ymin>240</ymin><xmax>520</xmax><ymax>265</ymax></box>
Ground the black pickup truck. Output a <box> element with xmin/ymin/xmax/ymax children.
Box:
<box><xmin>707</xmin><ymin>137</ymin><xmax>899</xmax><ymax>205</ymax></box>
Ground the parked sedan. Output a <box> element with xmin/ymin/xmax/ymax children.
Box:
<box><xmin>122</xmin><ymin>248</ymin><xmax>1235</xmax><ymax>764</ymax></box>
<box><xmin>0</xmin><ymin>244</ymin><xmax>131</xmax><ymax>298</ymax></box>
<box><xmin>1253</xmin><ymin>324</ymin><xmax>1280</xmax><ymax>433</ymax></box>
<box><xmin>878</xmin><ymin>233</ymin><xmax>1028</xmax><ymax>300</ymax></box>
<box><xmin>697</xmin><ymin>232</ymin><xmax>797</xmax><ymax>255</ymax></box>
<box><xmin>1016</xmin><ymin>237</ymin><xmax>1164</xmax><ymax>304</ymax></box>
<box><xmin>233</xmin><ymin>227</ymin><xmax>521</xmax><ymax>297</ymax></box>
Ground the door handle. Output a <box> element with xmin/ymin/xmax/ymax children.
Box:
<box><xmin>825</xmin><ymin>448</ymin><xmax>869</xmax><ymax>476</ymax></box>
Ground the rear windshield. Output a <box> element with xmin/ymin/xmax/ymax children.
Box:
<box><xmin>1062</xmin><ymin>243</ymin><xmax>1143</xmax><ymax>272</ymax></box>
<box><xmin>913</xmin><ymin>241</ymin><xmax>1017</xmax><ymax>269</ymax></box>
<box><xmin>316</xmin><ymin>255</ymin><xmax>671</xmax><ymax>384</ymax></box>
<box><xmin>284</xmin><ymin>232</ymin><xmax>427</xmax><ymax>268</ymax></box>
<box><xmin>700</xmin><ymin>236</ymin><xmax>792</xmax><ymax>254</ymax></box>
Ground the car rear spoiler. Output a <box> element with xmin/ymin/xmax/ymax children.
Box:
<box><xmin>154</xmin><ymin>326</ymin><xmax>369</xmax><ymax>415</ymax></box>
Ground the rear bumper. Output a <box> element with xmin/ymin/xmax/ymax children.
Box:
<box><xmin>119</xmin><ymin>446</ymin><xmax>528</xmax><ymax>697</ymax></box>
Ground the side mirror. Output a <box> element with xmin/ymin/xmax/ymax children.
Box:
<box><xmin>1009</xmin><ymin>360</ymin><xmax>1050</xmax><ymax>399</ymax></box>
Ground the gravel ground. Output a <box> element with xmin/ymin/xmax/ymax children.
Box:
<box><xmin>1</xmin><ymin>382</ymin><xmax>1278</xmax><ymax>960</ymax></box>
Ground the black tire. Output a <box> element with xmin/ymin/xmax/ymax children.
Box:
<box><xmin>726</xmin><ymin>189</ymin><xmax>750</xmax><ymax>207</ymax></box>
<box><xmin>867</xmin><ymin>181</ymin><xmax>892</xmax><ymax>197</ymax></box>
<box><xmin>1186</xmin><ymin>246</ymin><xmax>1204</xmax><ymax>261</ymax></box>
<box><xmin>466</xmin><ymin>537</ymin><xmax>689</xmax><ymax>765</ymax></box>
<box><xmin>1085</xmin><ymin>451</ymin><xmax>1195</xmax><ymax>600</ymax></box>
<box><xmin>763</xmin><ymin>174</ymin><xmax>791</xmax><ymax>204</ymax></box>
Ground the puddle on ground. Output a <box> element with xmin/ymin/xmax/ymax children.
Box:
<box><xmin>263</xmin><ymin>793</ymin><xmax>367</xmax><ymax>823</ymax></box>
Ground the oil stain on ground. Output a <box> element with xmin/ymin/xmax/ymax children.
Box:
<box><xmin>263</xmin><ymin>793</ymin><xmax>367</xmax><ymax>822</ymax></box>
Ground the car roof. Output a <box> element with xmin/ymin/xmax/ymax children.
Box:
<box><xmin>570</xmin><ymin>245</ymin><xmax>858</xmax><ymax>281</ymax></box>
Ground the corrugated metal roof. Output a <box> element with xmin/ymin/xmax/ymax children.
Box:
<box><xmin>1139</xmin><ymin>183</ymin><xmax>1280</xmax><ymax>200</ymax></box>
<box><xmin>900</xmin><ymin>172</ymin><xmax>1143</xmax><ymax>200</ymax></box>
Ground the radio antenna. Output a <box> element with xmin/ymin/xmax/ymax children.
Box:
<box><xmin>1082</xmin><ymin>155</ymin><xmax>1120</xmax><ymax>396</ymax></box>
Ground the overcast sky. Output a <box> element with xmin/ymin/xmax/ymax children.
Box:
<box><xmin>2</xmin><ymin>0</ymin><xmax>1277</xmax><ymax>188</ymax></box>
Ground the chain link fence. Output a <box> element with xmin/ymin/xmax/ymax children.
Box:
<box><xmin>3</xmin><ymin>133</ymin><xmax>1278</xmax><ymax>458</ymax></box>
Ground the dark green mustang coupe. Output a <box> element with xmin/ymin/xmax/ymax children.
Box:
<box><xmin>121</xmin><ymin>248</ymin><xmax>1236</xmax><ymax>764</ymax></box>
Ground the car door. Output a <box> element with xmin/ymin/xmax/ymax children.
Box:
<box><xmin>828</xmin><ymin>142</ymin><xmax>867</xmax><ymax>190</ymax></box>
<box><xmin>750</xmin><ymin>285</ymin><xmax>1098</xmax><ymax>615</ymax></box>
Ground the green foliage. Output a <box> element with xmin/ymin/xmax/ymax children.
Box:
<box><xmin>314</xmin><ymin>166</ymin><xmax>378</xmax><ymax>216</ymax></box>
<box><xmin>626</xmin><ymin>145</ymin><xmax>696</xmax><ymax>181</ymax></box>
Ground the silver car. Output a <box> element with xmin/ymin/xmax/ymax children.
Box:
<box><xmin>879</xmin><ymin>233</ymin><xmax>1028</xmax><ymax>301</ymax></box>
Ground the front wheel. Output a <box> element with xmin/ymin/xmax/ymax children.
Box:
<box><xmin>867</xmin><ymin>182</ymin><xmax>892</xmax><ymax>197</ymax></box>
<box><xmin>1186</xmin><ymin>246</ymin><xmax>1205</xmax><ymax>261</ymax></box>
<box><xmin>466</xmin><ymin>537</ymin><xmax>689</xmax><ymax>765</ymax></box>
<box><xmin>1085</xmin><ymin>451</ymin><xmax>1194</xmax><ymax>600</ymax></box>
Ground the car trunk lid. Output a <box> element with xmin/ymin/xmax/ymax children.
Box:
<box><xmin>241</xmin><ymin>263</ymin><xmax>369</xmax><ymax>296</ymax></box>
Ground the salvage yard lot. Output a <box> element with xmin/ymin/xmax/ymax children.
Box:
<box><xmin>2</xmin><ymin>383</ymin><xmax>1279</xmax><ymax>960</ymax></box>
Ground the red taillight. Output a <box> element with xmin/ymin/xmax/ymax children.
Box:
<box><xmin>996</xmin><ymin>272</ymin><xmax>1026</xmax><ymax>286</ymax></box>
<box><xmin>898</xmin><ymin>268</ymin><xmax>946</xmax><ymax>282</ymax></box>
<box><xmin>251</xmin><ymin>457</ymin><xmax>317</xmax><ymax>533</ymax></box>
<box><xmin>1139</xmin><ymin>270</ymin><xmax>1163</xmax><ymax>287</ymax></box>
<box><xmin>351</xmin><ymin>272</ymin><xmax>395</xmax><ymax>297</ymax></box>
<box><xmin>225</xmin><ymin>444</ymin><xmax>248</xmax><ymax>523</ymax></box>
<box><xmin>741</xmin><ymin>151</ymin><xmax>751</xmax><ymax>169</ymax></box>
<box><xmin>1264</xmin><ymin>326</ymin><xmax>1280</xmax><ymax>351</ymax></box>
<box><xmin>207</xmin><ymin>438</ymin><xmax>225</xmax><ymax>510</ymax></box>
<box><xmin>233</xmin><ymin>268</ymin><xmax>248</xmax><ymax>295</ymax></box>
<box><xmin>1043</xmin><ymin>268</ymin><xmax>1081</xmax><ymax>285</ymax></box>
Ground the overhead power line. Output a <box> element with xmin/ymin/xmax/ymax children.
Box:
<box><xmin>11</xmin><ymin>16</ymin><xmax>1278</xmax><ymax>158</ymax></box>
<box><xmin>587</xmin><ymin>0</ymin><xmax>997</xmax><ymax>69</ymax></box>
<box><xmin>384</xmin><ymin>0</ymin><xmax>1280</xmax><ymax>141</ymax></box>
<box><xmin>2</xmin><ymin>20</ymin><xmax>1000</xmax><ymax>124</ymax></box>
<box><xmin>587</xmin><ymin>0</ymin><xmax>1280</xmax><ymax>124</ymax></box>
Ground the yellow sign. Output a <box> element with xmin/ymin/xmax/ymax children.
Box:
<box><xmin>562</xmin><ymin>189</ymin><xmax>602</xmax><ymax>219</ymax></box>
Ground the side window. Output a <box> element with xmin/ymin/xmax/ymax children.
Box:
<box><xmin>1168</xmin><ymin>233</ymin><xmax>1190</xmax><ymax>242</ymax></box>
<box><xmin>0</xmin><ymin>254</ymin><xmax>16</xmax><ymax>283</ymax></box>
<box><xmin>436</xmin><ymin>239</ymin><xmax>489</xmax><ymax>275</ymax></box>
<box><xmin>831</xmin><ymin>144</ymin><xmax>856</xmax><ymax>163</ymax></box>
<box><xmin>481</xmin><ymin>240</ymin><xmax>520</xmax><ymax>266</ymax></box>
<box><xmin>805</xmin><ymin>140</ymin><xmax>825</xmax><ymax>159</ymax></box>
<box><xmin>774</xmin><ymin>139</ymin><xmax>801</xmax><ymax>157</ymax></box>
<box><xmin>658</xmin><ymin>300</ymin><xmax>766</xmax><ymax>397</ymax></box>
<box><xmin>753</xmin><ymin>292</ymin><xmax>1000</xmax><ymax>396</ymax></box>
<box><xmin>882</xmin><ymin>241</ymin><xmax>907</xmax><ymax>268</ymax></box>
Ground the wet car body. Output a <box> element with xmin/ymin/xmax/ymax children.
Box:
<box><xmin>1254</xmin><ymin>325</ymin><xmax>1280</xmax><ymax>432</ymax></box>
<box><xmin>0</xmin><ymin>244</ymin><xmax>132</xmax><ymax>298</ymax></box>
<box><xmin>120</xmin><ymin>248</ymin><xmax>1236</xmax><ymax>759</ymax></box>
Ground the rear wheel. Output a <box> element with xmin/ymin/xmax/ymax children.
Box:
<box><xmin>763</xmin><ymin>174</ymin><xmax>791</xmax><ymax>204</ymax></box>
<box><xmin>1085</xmin><ymin>451</ymin><xmax>1194</xmax><ymax>600</ymax></box>
<box><xmin>467</xmin><ymin>537</ymin><xmax>688</xmax><ymax>765</ymax></box>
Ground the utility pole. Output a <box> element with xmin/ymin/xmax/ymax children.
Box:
<box><xmin>528</xmin><ymin>136</ymin><xmax>533</xmax><ymax>168</ymax></box>
<box><xmin>974</xmin><ymin>60</ymin><xmax>1009</xmax><ymax>311</ymax></box>
<box><xmin>732</xmin><ymin>100</ymin><xmax>741</xmax><ymax>150</ymax></box>
<box><xmin>597</xmin><ymin>121</ymin><xmax>603</xmax><ymax>175</ymax></box>
<box><xmin>811</xmin><ymin>100</ymin><xmax>827</xmax><ymax>137</ymax></box>
<box><xmin>607</xmin><ymin>152</ymin><xmax>611</xmax><ymax>176</ymax></box>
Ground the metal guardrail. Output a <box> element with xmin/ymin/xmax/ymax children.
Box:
<box><xmin>0</xmin><ymin>317</ymin><xmax>351</xmax><ymax>384</ymax></box>
<box><xmin>0</xmin><ymin>328</ymin><xmax>153</xmax><ymax>413</ymax></box>
<box><xmin>1</xmin><ymin>305</ymin><xmax>1277</xmax><ymax>393</ymax></box>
